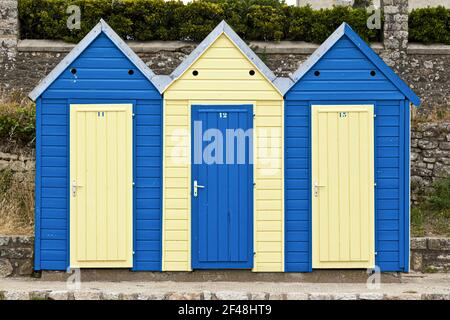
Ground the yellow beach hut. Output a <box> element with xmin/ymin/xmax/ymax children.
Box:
<box><xmin>161</xmin><ymin>21</ymin><xmax>288</xmax><ymax>272</ymax></box>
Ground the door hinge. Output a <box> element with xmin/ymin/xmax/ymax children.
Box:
<box><xmin>253</xmin><ymin>113</ymin><xmax>256</xmax><ymax>118</ymax></box>
<box><xmin>374</xmin><ymin>114</ymin><xmax>377</xmax><ymax>118</ymax></box>
<box><xmin>132</xmin><ymin>113</ymin><xmax>135</xmax><ymax>118</ymax></box>
<box><xmin>133</xmin><ymin>182</ymin><xmax>135</xmax><ymax>187</ymax></box>
<box><xmin>374</xmin><ymin>182</ymin><xmax>377</xmax><ymax>187</ymax></box>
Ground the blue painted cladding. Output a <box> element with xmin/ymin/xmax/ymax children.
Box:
<box><xmin>285</xmin><ymin>101</ymin><xmax>311</xmax><ymax>272</ymax></box>
<box><xmin>285</xmin><ymin>35</ymin><xmax>409</xmax><ymax>272</ymax></box>
<box><xmin>35</xmin><ymin>32</ymin><xmax>162</xmax><ymax>271</ymax></box>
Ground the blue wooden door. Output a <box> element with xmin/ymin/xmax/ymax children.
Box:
<box><xmin>191</xmin><ymin>105</ymin><xmax>253</xmax><ymax>269</ymax></box>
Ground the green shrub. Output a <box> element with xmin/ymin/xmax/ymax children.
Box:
<box><xmin>18</xmin><ymin>0</ymin><xmax>381</xmax><ymax>43</ymax></box>
<box><xmin>409</xmin><ymin>6</ymin><xmax>450</xmax><ymax>44</ymax></box>
<box><xmin>0</xmin><ymin>101</ymin><xmax>36</xmax><ymax>147</ymax></box>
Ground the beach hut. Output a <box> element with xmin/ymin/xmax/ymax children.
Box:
<box><xmin>161</xmin><ymin>21</ymin><xmax>286</xmax><ymax>272</ymax></box>
<box><xmin>29</xmin><ymin>20</ymin><xmax>165</xmax><ymax>271</ymax></box>
<box><xmin>284</xmin><ymin>23</ymin><xmax>420</xmax><ymax>272</ymax></box>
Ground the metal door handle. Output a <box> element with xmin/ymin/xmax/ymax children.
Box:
<box><xmin>313</xmin><ymin>180</ymin><xmax>326</xmax><ymax>197</ymax></box>
<box><xmin>193</xmin><ymin>180</ymin><xmax>205</xmax><ymax>197</ymax></box>
<box><xmin>72</xmin><ymin>180</ymin><xmax>83</xmax><ymax>197</ymax></box>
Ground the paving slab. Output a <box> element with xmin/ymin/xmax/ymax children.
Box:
<box><xmin>0</xmin><ymin>273</ymin><xmax>448</xmax><ymax>300</ymax></box>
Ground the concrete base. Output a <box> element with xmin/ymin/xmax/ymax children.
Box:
<box><xmin>40</xmin><ymin>269</ymin><xmax>402</xmax><ymax>283</ymax></box>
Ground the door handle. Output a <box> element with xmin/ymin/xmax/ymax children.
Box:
<box><xmin>313</xmin><ymin>180</ymin><xmax>326</xmax><ymax>197</ymax></box>
<box><xmin>193</xmin><ymin>180</ymin><xmax>205</xmax><ymax>197</ymax></box>
<box><xmin>72</xmin><ymin>180</ymin><xmax>83</xmax><ymax>197</ymax></box>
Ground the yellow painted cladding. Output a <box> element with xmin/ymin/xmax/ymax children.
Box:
<box><xmin>312</xmin><ymin>105</ymin><xmax>375</xmax><ymax>269</ymax></box>
<box><xmin>70</xmin><ymin>104</ymin><xmax>133</xmax><ymax>268</ymax></box>
<box><xmin>163</xmin><ymin>33</ymin><xmax>284</xmax><ymax>272</ymax></box>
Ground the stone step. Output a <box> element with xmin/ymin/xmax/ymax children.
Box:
<box><xmin>0</xmin><ymin>289</ymin><xmax>449</xmax><ymax>300</ymax></box>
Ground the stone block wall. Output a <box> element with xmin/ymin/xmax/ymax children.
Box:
<box><xmin>0</xmin><ymin>236</ymin><xmax>34</xmax><ymax>277</ymax></box>
<box><xmin>411</xmin><ymin>122</ymin><xmax>450</xmax><ymax>203</ymax></box>
<box><xmin>0</xmin><ymin>151</ymin><xmax>35</xmax><ymax>172</ymax></box>
<box><xmin>411</xmin><ymin>237</ymin><xmax>450</xmax><ymax>272</ymax></box>
<box><xmin>0</xmin><ymin>0</ymin><xmax>18</xmax><ymax>89</ymax></box>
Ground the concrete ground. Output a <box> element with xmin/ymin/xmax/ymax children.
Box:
<box><xmin>0</xmin><ymin>272</ymin><xmax>449</xmax><ymax>300</ymax></box>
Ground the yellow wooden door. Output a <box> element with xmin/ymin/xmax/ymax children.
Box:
<box><xmin>312</xmin><ymin>105</ymin><xmax>374</xmax><ymax>269</ymax></box>
<box><xmin>70</xmin><ymin>104</ymin><xmax>133</xmax><ymax>268</ymax></box>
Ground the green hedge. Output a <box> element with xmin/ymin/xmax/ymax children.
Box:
<box><xmin>18</xmin><ymin>0</ymin><xmax>380</xmax><ymax>43</ymax></box>
<box><xmin>409</xmin><ymin>6</ymin><xmax>450</xmax><ymax>45</ymax></box>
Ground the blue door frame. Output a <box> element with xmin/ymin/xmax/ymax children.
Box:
<box><xmin>191</xmin><ymin>105</ymin><xmax>254</xmax><ymax>269</ymax></box>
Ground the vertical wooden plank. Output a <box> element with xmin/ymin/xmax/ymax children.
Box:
<box><xmin>198</xmin><ymin>110</ymin><xmax>208</xmax><ymax>262</ymax></box>
<box><xmin>107</xmin><ymin>111</ymin><xmax>118</xmax><ymax>260</ymax></box>
<box><xmin>76</xmin><ymin>111</ymin><xmax>86</xmax><ymax>261</ymax></box>
<box><xmin>349</xmin><ymin>112</ymin><xmax>361</xmax><ymax>261</ymax></box>
<box><xmin>85</xmin><ymin>111</ymin><xmax>97</xmax><ymax>260</ymax></box>
<box><xmin>97</xmin><ymin>110</ymin><xmax>107</xmax><ymax>260</ymax></box>
<box><xmin>317</xmin><ymin>111</ymin><xmax>329</xmax><ymax>262</ymax></box>
<box><xmin>360</xmin><ymin>111</ymin><xmax>369</xmax><ymax>261</ymax></box>
<box><xmin>126</xmin><ymin>106</ymin><xmax>133</xmax><ymax>266</ymax></box>
<box><xmin>338</xmin><ymin>111</ymin><xmax>350</xmax><ymax>262</ymax></box>
<box><xmin>229</xmin><ymin>112</ymin><xmax>239</xmax><ymax>262</ymax></box>
<box><xmin>218</xmin><ymin>112</ymin><xmax>228</xmax><ymax>261</ymax></box>
<box><xmin>238</xmin><ymin>111</ymin><xmax>248</xmax><ymax>262</ymax></box>
<box><xmin>327</xmin><ymin>112</ymin><xmax>339</xmax><ymax>262</ymax></box>
<box><xmin>117</xmin><ymin>110</ymin><xmax>127</xmax><ymax>260</ymax></box>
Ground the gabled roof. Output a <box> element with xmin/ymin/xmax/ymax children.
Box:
<box><xmin>287</xmin><ymin>23</ymin><xmax>420</xmax><ymax>106</ymax></box>
<box><xmin>162</xmin><ymin>20</ymin><xmax>282</xmax><ymax>94</ymax></box>
<box><xmin>29</xmin><ymin>19</ymin><xmax>164</xmax><ymax>101</ymax></box>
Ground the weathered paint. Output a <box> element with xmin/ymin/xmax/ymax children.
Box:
<box><xmin>70</xmin><ymin>104</ymin><xmax>133</xmax><ymax>268</ymax></box>
<box><xmin>311</xmin><ymin>105</ymin><xmax>375</xmax><ymax>268</ymax></box>
<box><xmin>163</xmin><ymin>33</ymin><xmax>284</xmax><ymax>272</ymax></box>
<box><xmin>285</xmin><ymin>24</ymin><xmax>419</xmax><ymax>272</ymax></box>
<box><xmin>32</xmin><ymin>28</ymin><xmax>162</xmax><ymax>271</ymax></box>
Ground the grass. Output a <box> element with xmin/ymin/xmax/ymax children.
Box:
<box><xmin>411</xmin><ymin>105</ymin><xmax>450</xmax><ymax>125</ymax></box>
<box><xmin>411</xmin><ymin>176</ymin><xmax>450</xmax><ymax>237</ymax></box>
<box><xmin>0</xmin><ymin>169</ymin><xmax>34</xmax><ymax>235</ymax></box>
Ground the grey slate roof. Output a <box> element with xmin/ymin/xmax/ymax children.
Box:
<box><xmin>28</xmin><ymin>19</ymin><xmax>165</xmax><ymax>101</ymax></box>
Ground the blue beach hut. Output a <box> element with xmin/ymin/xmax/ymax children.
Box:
<box><xmin>29</xmin><ymin>20</ymin><xmax>165</xmax><ymax>271</ymax></box>
<box><xmin>284</xmin><ymin>23</ymin><xmax>420</xmax><ymax>272</ymax></box>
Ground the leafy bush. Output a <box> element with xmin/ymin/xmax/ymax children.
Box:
<box><xmin>409</xmin><ymin>6</ymin><xmax>450</xmax><ymax>45</ymax></box>
<box><xmin>18</xmin><ymin>0</ymin><xmax>381</xmax><ymax>43</ymax></box>
<box><xmin>0</xmin><ymin>101</ymin><xmax>36</xmax><ymax>147</ymax></box>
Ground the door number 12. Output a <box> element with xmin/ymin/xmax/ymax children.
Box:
<box><xmin>219</xmin><ymin>112</ymin><xmax>228</xmax><ymax>118</ymax></box>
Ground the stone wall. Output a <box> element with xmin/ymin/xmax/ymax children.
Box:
<box><xmin>0</xmin><ymin>0</ymin><xmax>18</xmax><ymax>90</ymax></box>
<box><xmin>0</xmin><ymin>150</ymin><xmax>35</xmax><ymax>172</ymax></box>
<box><xmin>411</xmin><ymin>237</ymin><xmax>450</xmax><ymax>272</ymax></box>
<box><xmin>411</xmin><ymin>122</ymin><xmax>450</xmax><ymax>202</ymax></box>
<box><xmin>0</xmin><ymin>236</ymin><xmax>34</xmax><ymax>277</ymax></box>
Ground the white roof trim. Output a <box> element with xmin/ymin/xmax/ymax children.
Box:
<box><xmin>162</xmin><ymin>20</ymin><xmax>281</xmax><ymax>94</ymax></box>
<box><xmin>29</xmin><ymin>19</ymin><xmax>163</xmax><ymax>101</ymax></box>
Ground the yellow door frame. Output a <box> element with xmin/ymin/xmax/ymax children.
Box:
<box><xmin>70</xmin><ymin>104</ymin><xmax>133</xmax><ymax>268</ymax></box>
<box><xmin>312</xmin><ymin>105</ymin><xmax>375</xmax><ymax>269</ymax></box>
